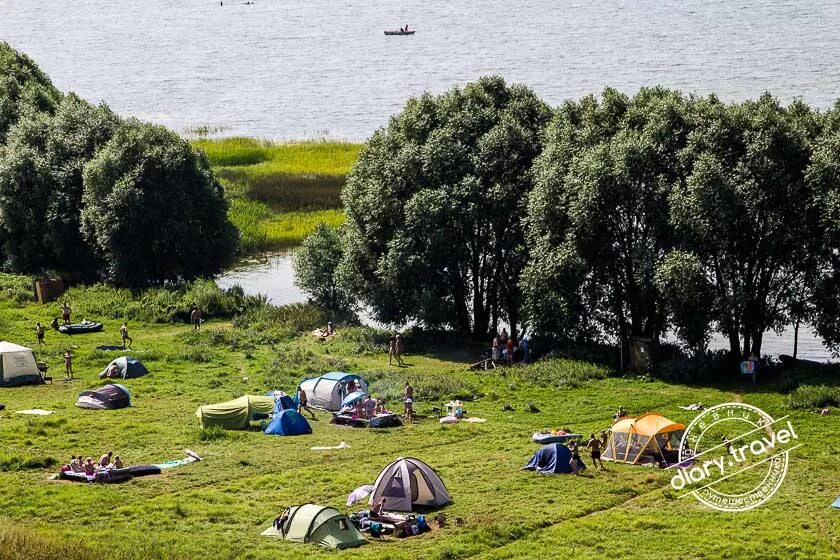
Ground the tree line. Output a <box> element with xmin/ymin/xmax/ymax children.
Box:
<box><xmin>296</xmin><ymin>76</ymin><xmax>840</xmax><ymax>359</ymax></box>
<box><xmin>0</xmin><ymin>43</ymin><xmax>238</xmax><ymax>287</ymax></box>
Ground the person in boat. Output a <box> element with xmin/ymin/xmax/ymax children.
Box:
<box><xmin>84</xmin><ymin>458</ymin><xmax>95</xmax><ymax>476</ymax></box>
<box><xmin>69</xmin><ymin>456</ymin><xmax>82</xmax><ymax>473</ymax></box>
<box><xmin>364</xmin><ymin>394</ymin><xmax>376</xmax><ymax>418</ymax></box>
<box><xmin>113</xmin><ymin>455</ymin><xmax>124</xmax><ymax>469</ymax></box>
<box><xmin>99</xmin><ymin>451</ymin><xmax>113</xmax><ymax>469</ymax></box>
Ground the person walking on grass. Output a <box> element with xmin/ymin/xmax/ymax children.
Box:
<box><xmin>297</xmin><ymin>387</ymin><xmax>316</xmax><ymax>420</ymax></box>
<box><xmin>388</xmin><ymin>335</ymin><xmax>397</xmax><ymax>366</ymax></box>
<box><xmin>586</xmin><ymin>433</ymin><xmax>604</xmax><ymax>469</ymax></box>
<box><xmin>120</xmin><ymin>322</ymin><xmax>133</xmax><ymax>350</ymax></box>
<box><xmin>35</xmin><ymin>322</ymin><xmax>45</xmax><ymax>347</ymax></box>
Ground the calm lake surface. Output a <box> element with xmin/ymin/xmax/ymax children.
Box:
<box><xmin>2</xmin><ymin>1</ymin><xmax>840</xmax><ymax>140</ymax></box>
<box><xmin>3</xmin><ymin>0</ymin><xmax>836</xmax><ymax>360</ymax></box>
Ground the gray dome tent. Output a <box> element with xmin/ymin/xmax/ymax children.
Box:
<box><xmin>99</xmin><ymin>356</ymin><xmax>148</xmax><ymax>380</ymax></box>
<box><xmin>369</xmin><ymin>457</ymin><xmax>451</xmax><ymax>512</ymax></box>
<box><xmin>0</xmin><ymin>342</ymin><xmax>41</xmax><ymax>387</ymax></box>
<box><xmin>261</xmin><ymin>504</ymin><xmax>366</xmax><ymax>549</ymax></box>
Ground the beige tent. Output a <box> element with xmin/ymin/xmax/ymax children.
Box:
<box><xmin>261</xmin><ymin>504</ymin><xmax>366</xmax><ymax>549</ymax></box>
<box><xmin>602</xmin><ymin>412</ymin><xmax>685</xmax><ymax>465</ymax></box>
<box><xmin>369</xmin><ymin>457</ymin><xmax>451</xmax><ymax>512</ymax></box>
<box><xmin>0</xmin><ymin>341</ymin><xmax>41</xmax><ymax>387</ymax></box>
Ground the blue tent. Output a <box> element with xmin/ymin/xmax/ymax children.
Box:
<box><xmin>266</xmin><ymin>391</ymin><xmax>296</xmax><ymax>413</ymax></box>
<box><xmin>264</xmin><ymin>409</ymin><xmax>312</xmax><ymax>436</ymax></box>
<box><xmin>523</xmin><ymin>443</ymin><xmax>573</xmax><ymax>474</ymax></box>
<box><xmin>341</xmin><ymin>390</ymin><xmax>367</xmax><ymax>408</ymax></box>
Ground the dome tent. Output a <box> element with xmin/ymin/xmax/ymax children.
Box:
<box><xmin>369</xmin><ymin>457</ymin><xmax>451</xmax><ymax>512</ymax></box>
<box><xmin>602</xmin><ymin>412</ymin><xmax>686</xmax><ymax>465</ymax></box>
<box><xmin>0</xmin><ymin>341</ymin><xmax>41</xmax><ymax>387</ymax></box>
<box><xmin>297</xmin><ymin>372</ymin><xmax>368</xmax><ymax>411</ymax></box>
<box><xmin>76</xmin><ymin>384</ymin><xmax>131</xmax><ymax>410</ymax></box>
<box><xmin>266</xmin><ymin>390</ymin><xmax>295</xmax><ymax>413</ymax></box>
<box><xmin>98</xmin><ymin>356</ymin><xmax>148</xmax><ymax>379</ymax></box>
<box><xmin>261</xmin><ymin>504</ymin><xmax>366</xmax><ymax>549</ymax></box>
<box><xmin>523</xmin><ymin>443</ymin><xmax>573</xmax><ymax>474</ymax></box>
<box><xmin>264</xmin><ymin>409</ymin><xmax>312</xmax><ymax>436</ymax></box>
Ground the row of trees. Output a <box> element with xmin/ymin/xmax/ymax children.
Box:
<box><xmin>296</xmin><ymin>76</ymin><xmax>840</xmax><ymax>359</ymax></box>
<box><xmin>0</xmin><ymin>43</ymin><xmax>238</xmax><ymax>287</ymax></box>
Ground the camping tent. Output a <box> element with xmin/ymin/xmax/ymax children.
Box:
<box><xmin>195</xmin><ymin>395</ymin><xmax>275</xmax><ymax>430</ymax></box>
<box><xmin>99</xmin><ymin>356</ymin><xmax>148</xmax><ymax>380</ymax></box>
<box><xmin>261</xmin><ymin>504</ymin><xmax>366</xmax><ymax>549</ymax></box>
<box><xmin>369</xmin><ymin>457</ymin><xmax>451</xmax><ymax>512</ymax></box>
<box><xmin>266</xmin><ymin>391</ymin><xmax>296</xmax><ymax>413</ymax></box>
<box><xmin>297</xmin><ymin>372</ymin><xmax>368</xmax><ymax>411</ymax></box>
<box><xmin>0</xmin><ymin>341</ymin><xmax>42</xmax><ymax>387</ymax></box>
<box><xmin>602</xmin><ymin>412</ymin><xmax>685</xmax><ymax>465</ymax></box>
<box><xmin>76</xmin><ymin>384</ymin><xmax>131</xmax><ymax>410</ymax></box>
<box><xmin>264</xmin><ymin>409</ymin><xmax>312</xmax><ymax>436</ymax></box>
<box><xmin>523</xmin><ymin>443</ymin><xmax>573</xmax><ymax>474</ymax></box>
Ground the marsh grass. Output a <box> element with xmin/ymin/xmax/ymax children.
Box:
<box><xmin>1</xmin><ymin>272</ymin><xmax>838</xmax><ymax>560</ymax></box>
<box><xmin>192</xmin><ymin>138</ymin><xmax>359</xmax><ymax>254</ymax></box>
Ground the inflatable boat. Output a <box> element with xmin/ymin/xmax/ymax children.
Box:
<box><xmin>58</xmin><ymin>321</ymin><xmax>103</xmax><ymax>334</ymax></box>
<box><xmin>384</xmin><ymin>29</ymin><xmax>415</xmax><ymax>35</ymax></box>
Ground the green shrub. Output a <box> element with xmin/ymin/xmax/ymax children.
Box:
<box><xmin>785</xmin><ymin>385</ymin><xmax>840</xmax><ymax>409</ymax></box>
<box><xmin>0</xmin><ymin>455</ymin><xmax>58</xmax><ymax>471</ymax></box>
<box><xmin>0</xmin><ymin>272</ymin><xmax>34</xmax><ymax>303</ymax></box>
<box><xmin>517</xmin><ymin>358</ymin><xmax>609</xmax><ymax>388</ymax></box>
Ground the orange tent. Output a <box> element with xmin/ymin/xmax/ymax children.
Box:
<box><xmin>602</xmin><ymin>412</ymin><xmax>685</xmax><ymax>465</ymax></box>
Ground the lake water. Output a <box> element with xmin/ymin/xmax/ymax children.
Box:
<box><xmin>216</xmin><ymin>253</ymin><xmax>836</xmax><ymax>363</ymax></box>
<box><xmin>3</xmin><ymin>0</ymin><xmax>836</xmax><ymax>361</ymax></box>
<box><xmin>2</xmin><ymin>1</ymin><xmax>839</xmax><ymax>140</ymax></box>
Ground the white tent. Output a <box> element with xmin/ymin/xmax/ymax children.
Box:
<box><xmin>297</xmin><ymin>372</ymin><xmax>368</xmax><ymax>411</ymax></box>
<box><xmin>0</xmin><ymin>341</ymin><xmax>41</xmax><ymax>387</ymax></box>
<box><xmin>369</xmin><ymin>457</ymin><xmax>451</xmax><ymax>512</ymax></box>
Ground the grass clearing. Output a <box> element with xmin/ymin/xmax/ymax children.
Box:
<box><xmin>0</xmin><ymin>275</ymin><xmax>838</xmax><ymax>559</ymax></box>
<box><xmin>192</xmin><ymin>138</ymin><xmax>359</xmax><ymax>253</ymax></box>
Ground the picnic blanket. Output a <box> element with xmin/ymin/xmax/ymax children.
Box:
<box><xmin>832</xmin><ymin>496</ymin><xmax>840</xmax><ymax>509</ymax></box>
<box><xmin>154</xmin><ymin>449</ymin><xmax>202</xmax><ymax>469</ymax></box>
<box><xmin>678</xmin><ymin>403</ymin><xmax>706</xmax><ymax>411</ymax></box>
<box><xmin>16</xmin><ymin>409</ymin><xmax>54</xmax><ymax>416</ymax></box>
<box><xmin>311</xmin><ymin>441</ymin><xmax>351</xmax><ymax>451</ymax></box>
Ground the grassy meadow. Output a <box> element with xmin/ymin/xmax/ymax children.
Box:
<box><xmin>192</xmin><ymin>138</ymin><xmax>360</xmax><ymax>253</ymax></box>
<box><xmin>0</xmin><ymin>275</ymin><xmax>838</xmax><ymax>560</ymax></box>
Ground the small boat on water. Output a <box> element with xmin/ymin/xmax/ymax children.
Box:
<box><xmin>384</xmin><ymin>29</ymin><xmax>415</xmax><ymax>36</ymax></box>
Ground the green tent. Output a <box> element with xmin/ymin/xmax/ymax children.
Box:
<box><xmin>261</xmin><ymin>504</ymin><xmax>366</xmax><ymax>550</ymax></box>
<box><xmin>195</xmin><ymin>395</ymin><xmax>275</xmax><ymax>430</ymax></box>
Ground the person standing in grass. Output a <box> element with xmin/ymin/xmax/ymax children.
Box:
<box><xmin>63</xmin><ymin>349</ymin><xmax>73</xmax><ymax>378</ymax></box>
<box><xmin>395</xmin><ymin>334</ymin><xmax>404</xmax><ymax>366</ymax></box>
<box><xmin>191</xmin><ymin>306</ymin><xmax>202</xmax><ymax>330</ymax></box>
<box><xmin>403</xmin><ymin>381</ymin><xmax>414</xmax><ymax>423</ymax></box>
<box><xmin>586</xmin><ymin>433</ymin><xmax>604</xmax><ymax>469</ymax></box>
<box><xmin>61</xmin><ymin>302</ymin><xmax>72</xmax><ymax>324</ymax></box>
<box><xmin>506</xmin><ymin>336</ymin><xmax>514</xmax><ymax>366</ymax></box>
<box><xmin>35</xmin><ymin>322</ymin><xmax>45</xmax><ymax>347</ymax></box>
<box><xmin>120</xmin><ymin>322</ymin><xmax>133</xmax><ymax>350</ymax></box>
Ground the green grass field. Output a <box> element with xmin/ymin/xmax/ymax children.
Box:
<box><xmin>0</xmin><ymin>277</ymin><xmax>838</xmax><ymax>560</ymax></box>
<box><xmin>191</xmin><ymin>139</ymin><xmax>360</xmax><ymax>253</ymax></box>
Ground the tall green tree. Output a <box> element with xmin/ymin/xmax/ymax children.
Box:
<box><xmin>667</xmin><ymin>94</ymin><xmax>823</xmax><ymax>357</ymax></box>
<box><xmin>0</xmin><ymin>42</ymin><xmax>60</xmax><ymax>143</ymax></box>
<box><xmin>81</xmin><ymin>120</ymin><xmax>238</xmax><ymax>287</ymax></box>
<box><xmin>805</xmin><ymin>102</ymin><xmax>840</xmax><ymax>357</ymax></box>
<box><xmin>523</xmin><ymin>88</ymin><xmax>690</xmax><ymax>355</ymax></box>
<box><xmin>0</xmin><ymin>95</ymin><xmax>119</xmax><ymax>277</ymax></box>
<box><xmin>294</xmin><ymin>223</ymin><xmax>353</xmax><ymax>311</ymax></box>
<box><xmin>337</xmin><ymin>76</ymin><xmax>550</xmax><ymax>336</ymax></box>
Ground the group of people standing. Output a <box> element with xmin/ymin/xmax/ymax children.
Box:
<box><xmin>491</xmin><ymin>328</ymin><xmax>528</xmax><ymax>366</ymax></box>
<box><xmin>388</xmin><ymin>334</ymin><xmax>404</xmax><ymax>366</ymax></box>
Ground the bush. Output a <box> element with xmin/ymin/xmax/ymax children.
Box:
<box><xmin>0</xmin><ymin>272</ymin><xmax>33</xmax><ymax>303</ymax></box>
<box><xmin>654</xmin><ymin>350</ymin><xmax>735</xmax><ymax>383</ymax></box>
<box><xmin>517</xmin><ymin>358</ymin><xmax>609</xmax><ymax>388</ymax></box>
<box><xmin>0</xmin><ymin>455</ymin><xmax>58</xmax><ymax>471</ymax></box>
<box><xmin>785</xmin><ymin>385</ymin><xmax>840</xmax><ymax>409</ymax></box>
